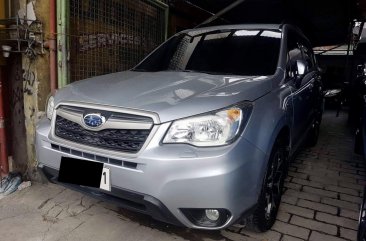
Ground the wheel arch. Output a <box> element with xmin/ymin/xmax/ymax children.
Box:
<box><xmin>256</xmin><ymin>120</ymin><xmax>291</xmax><ymax>188</ymax></box>
<box><xmin>244</xmin><ymin>123</ymin><xmax>291</xmax><ymax>232</ymax></box>
<box><xmin>266</xmin><ymin>118</ymin><xmax>291</xmax><ymax>157</ymax></box>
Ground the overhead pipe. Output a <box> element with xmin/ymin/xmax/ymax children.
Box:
<box><xmin>195</xmin><ymin>0</ymin><xmax>247</xmax><ymax>28</ymax></box>
<box><xmin>49</xmin><ymin>0</ymin><xmax>57</xmax><ymax>94</ymax></box>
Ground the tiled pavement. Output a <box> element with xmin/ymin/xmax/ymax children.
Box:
<box><xmin>235</xmin><ymin>110</ymin><xmax>364</xmax><ymax>241</ymax></box>
<box><xmin>0</xmin><ymin>110</ymin><xmax>364</xmax><ymax>241</ymax></box>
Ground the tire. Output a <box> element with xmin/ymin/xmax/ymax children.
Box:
<box><xmin>306</xmin><ymin>122</ymin><xmax>320</xmax><ymax>147</ymax></box>
<box><xmin>246</xmin><ymin>140</ymin><xmax>288</xmax><ymax>232</ymax></box>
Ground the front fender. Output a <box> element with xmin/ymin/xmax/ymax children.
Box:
<box><xmin>243</xmin><ymin>86</ymin><xmax>292</xmax><ymax>159</ymax></box>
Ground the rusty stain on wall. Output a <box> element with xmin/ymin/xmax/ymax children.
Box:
<box><xmin>17</xmin><ymin>0</ymin><xmax>50</xmax><ymax>178</ymax></box>
<box><xmin>9</xmin><ymin>56</ymin><xmax>27</xmax><ymax>173</ymax></box>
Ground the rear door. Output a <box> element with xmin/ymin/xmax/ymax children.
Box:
<box><xmin>301</xmin><ymin>43</ymin><xmax>323</xmax><ymax>122</ymax></box>
<box><xmin>286</xmin><ymin>30</ymin><xmax>314</xmax><ymax>147</ymax></box>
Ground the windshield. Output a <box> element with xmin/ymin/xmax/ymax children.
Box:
<box><xmin>134</xmin><ymin>29</ymin><xmax>282</xmax><ymax>76</ymax></box>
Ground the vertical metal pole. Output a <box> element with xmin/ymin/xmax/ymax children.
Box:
<box><xmin>57</xmin><ymin>0</ymin><xmax>69</xmax><ymax>88</ymax></box>
<box><xmin>0</xmin><ymin>68</ymin><xmax>9</xmax><ymax>175</ymax></box>
<box><xmin>7</xmin><ymin>0</ymin><xmax>11</xmax><ymax>18</ymax></box>
<box><xmin>0</xmin><ymin>0</ymin><xmax>9</xmax><ymax>175</ymax></box>
<box><xmin>49</xmin><ymin>0</ymin><xmax>57</xmax><ymax>94</ymax></box>
<box><xmin>164</xmin><ymin>4</ymin><xmax>169</xmax><ymax>40</ymax></box>
<box><xmin>358</xmin><ymin>22</ymin><xmax>365</xmax><ymax>43</ymax></box>
<box><xmin>345</xmin><ymin>20</ymin><xmax>354</xmax><ymax>86</ymax></box>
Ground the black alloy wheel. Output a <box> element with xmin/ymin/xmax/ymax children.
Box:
<box><xmin>264</xmin><ymin>150</ymin><xmax>285</xmax><ymax>222</ymax></box>
<box><xmin>246</xmin><ymin>140</ymin><xmax>288</xmax><ymax>232</ymax></box>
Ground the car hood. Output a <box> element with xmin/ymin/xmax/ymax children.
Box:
<box><xmin>55</xmin><ymin>71</ymin><xmax>273</xmax><ymax>122</ymax></box>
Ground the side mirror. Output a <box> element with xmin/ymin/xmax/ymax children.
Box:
<box><xmin>293</xmin><ymin>60</ymin><xmax>306</xmax><ymax>88</ymax></box>
<box><xmin>296</xmin><ymin>60</ymin><xmax>306</xmax><ymax>77</ymax></box>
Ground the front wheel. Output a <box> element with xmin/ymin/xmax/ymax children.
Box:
<box><xmin>246</xmin><ymin>141</ymin><xmax>288</xmax><ymax>232</ymax></box>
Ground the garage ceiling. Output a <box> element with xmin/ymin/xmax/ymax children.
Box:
<box><xmin>170</xmin><ymin>0</ymin><xmax>364</xmax><ymax>47</ymax></box>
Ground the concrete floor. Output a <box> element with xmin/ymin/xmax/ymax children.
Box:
<box><xmin>0</xmin><ymin>110</ymin><xmax>363</xmax><ymax>241</ymax></box>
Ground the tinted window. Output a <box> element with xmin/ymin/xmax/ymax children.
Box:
<box><xmin>134</xmin><ymin>29</ymin><xmax>282</xmax><ymax>76</ymax></box>
<box><xmin>287</xmin><ymin>29</ymin><xmax>316</xmax><ymax>76</ymax></box>
<box><xmin>287</xmin><ymin>30</ymin><xmax>303</xmax><ymax>78</ymax></box>
<box><xmin>301</xmin><ymin>45</ymin><xmax>314</xmax><ymax>70</ymax></box>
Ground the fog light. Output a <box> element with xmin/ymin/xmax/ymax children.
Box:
<box><xmin>181</xmin><ymin>208</ymin><xmax>231</xmax><ymax>227</ymax></box>
<box><xmin>205</xmin><ymin>209</ymin><xmax>220</xmax><ymax>221</ymax></box>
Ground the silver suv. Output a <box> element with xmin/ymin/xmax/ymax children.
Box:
<box><xmin>36</xmin><ymin>24</ymin><xmax>323</xmax><ymax>231</ymax></box>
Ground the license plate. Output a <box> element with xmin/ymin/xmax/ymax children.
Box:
<box><xmin>58</xmin><ymin>157</ymin><xmax>111</xmax><ymax>191</ymax></box>
<box><xmin>100</xmin><ymin>167</ymin><xmax>111</xmax><ymax>191</ymax></box>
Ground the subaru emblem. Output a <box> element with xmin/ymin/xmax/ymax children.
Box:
<box><xmin>83</xmin><ymin>113</ymin><xmax>106</xmax><ymax>128</ymax></box>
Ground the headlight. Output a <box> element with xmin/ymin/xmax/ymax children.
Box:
<box><xmin>163</xmin><ymin>103</ymin><xmax>252</xmax><ymax>147</ymax></box>
<box><xmin>46</xmin><ymin>95</ymin><xmax>55</xmax><ymax>120</ymax></box>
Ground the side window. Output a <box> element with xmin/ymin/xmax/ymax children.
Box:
<box><xmin>286</xmin><ymin>30</ymin><xmax>303</xmax><ymax>78</ymax></box>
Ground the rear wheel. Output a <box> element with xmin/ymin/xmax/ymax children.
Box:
<box><xmin>246</xmin><ymin>140</ymin><xmax>288</xmax><ymax>232</ymax></box>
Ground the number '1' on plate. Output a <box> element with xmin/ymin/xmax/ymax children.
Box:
<box><xmin>100</xmin><ymin>167</ymin><xmax>111</xmax><ymax>191</ymax></box>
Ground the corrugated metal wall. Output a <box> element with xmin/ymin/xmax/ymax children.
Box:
<box><xmin>69</xmin><ymin>0</ymin><xmax>167</xmax><ymax>82</ymax></box>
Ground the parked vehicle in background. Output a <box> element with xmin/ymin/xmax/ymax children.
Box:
<box><xmin>36</xmin><ymin>24</ymin><xmax>323</xmax><ymax>231</ymax></box>
<box><xmin>359</xmin><ymin>186</ymin><xmax>366</xmax><ymax>241</ymax></box>
<box><xmin>354</xmin><ymin>39</ymin><xmax>366</xmax><ymax>241</ymax></box>
<box><xmin>353</xmin><ymin>63</ymin><xmax>366</xmax><ymax>241</ymax></box>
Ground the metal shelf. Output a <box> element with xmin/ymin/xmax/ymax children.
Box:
<box><xmin>0</xmin><ymin>16</ymin><xmax>44</xmax><ymax>57</ymax></box>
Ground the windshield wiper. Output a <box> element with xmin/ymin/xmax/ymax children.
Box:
<box><xmin>132</xmin><ymin>68</ymin><xmax>155</xmax><ymax>72</ymax></box>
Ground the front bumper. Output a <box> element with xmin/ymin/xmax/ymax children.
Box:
<box><xmin>38</xmin><ymin>165</ymin><xmax>183</xmax><ymax>226</ymax></box>
<box><xmin>36</xmin><ymin>117</ymin><xmax>268</xmax><ymax>229</ymax></box>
